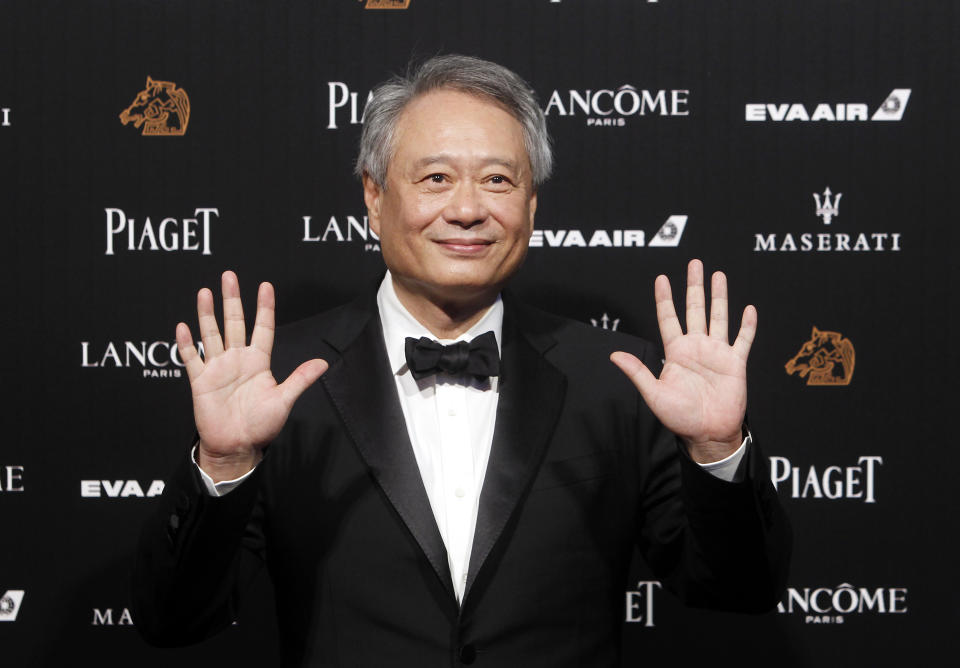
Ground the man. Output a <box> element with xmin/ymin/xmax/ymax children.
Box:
<box><xmin>135</xmin><ymin>55</ymin><xmax>790</xmax><ymax>666</ymax></box>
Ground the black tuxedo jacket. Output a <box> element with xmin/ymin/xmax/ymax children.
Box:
<box><xmin>134</xmin><ymin>290</ymin><xmax>791</xmax><ymax>667</ymax></box>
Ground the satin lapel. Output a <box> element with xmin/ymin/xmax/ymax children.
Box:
<box><xmin>320</xmin><ymin>302</ymin><xmax>455</xmax><ymax>601</ymax></box>
<box><xmin>463</xmin><ymin>301</ymin><xmax>567</xmax><ymax>603</ymax></box>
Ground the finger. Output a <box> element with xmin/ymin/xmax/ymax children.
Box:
<box><xmin>175</xmin><ymin>322</ymin><xmax>205</xmax><ymax>381</ymax></box>
<box><xmin>732</xmin><ymin>305</ymin><xmax>758</xmax><ymax>361</ymax></box>
<box><xmin>221</xmin><ymin>271</ymin><xmax>246</xmax><ymax>349</ymax></box>
<box><xmin>197</xmin><ymin>287</ymin><xmax>224</xmax><ymax>357</ymax></box>
<box><xmin>654</xmin><ymin>274</ymin><xmax>683</xmax><ymax>348</ymax></box>
<box><xmin>279</xmin><ymin>359</ymin><xmax>330</xmax><ymax>407</ymax></box>
<box><xmin>610</xmin><ymin>351</ymin><xmax>658</xmax><ymax>400</ymax></box>
<box><xmin>250</xmin><ymin>282</ymin><xmax>276</xmax><ymax>355</ymax></box>
<box><xmin>709</xmin><ymin>271</ymin><xmax>729</xmax><ymax>343</ymax></box>
<box><xmin>685</xmin><ymin>259</ymin><xmax>707</xmax><ymax>334</ymax></box>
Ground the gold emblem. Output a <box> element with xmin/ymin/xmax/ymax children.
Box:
<box><xmin>363</xmin><ymin>0</ymin><xmax>411</xmax><ymax>8</ymax></box>
<box><xmin>119</xmin><ymin>77</ymin><xmax>190</xmax><ymax>136</ymax></box>
<box><xmin>785</xmin><ymin>327</ymin><xmax>855</xmax><ymax>386</ymax></box>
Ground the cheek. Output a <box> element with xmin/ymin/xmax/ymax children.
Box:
<box><xmin>399</xmin><ymin>195</ymin><xmax>446</xmax><ymax>233</ymax></box>
<box><xmin>490</xmin><ymin>199</ymin><xmax>533</xmax><ymax>238</ymax></box>
<box><xmin>380</xmin><ymin>198</ymin><xmax>431</xmax><ymax>242</ymax></box>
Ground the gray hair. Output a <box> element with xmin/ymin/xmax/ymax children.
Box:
<box><xmin>355</xmin><ymin>54</ymin><xmax>553</xmax><ymax>188</ymax></box>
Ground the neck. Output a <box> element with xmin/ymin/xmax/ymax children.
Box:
<box><xmin>391</xmin><ymin>274</ymin><xmax>498</xmax><ymax>339</ymax></box>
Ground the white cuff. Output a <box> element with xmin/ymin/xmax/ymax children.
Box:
<box><xmin>697</xmin><ymin>431</ymin><xmax>751</xmax><ymax>483</ymax></box>
<box><xmin>190</xmin><ymin>445</ymin><xmax>257</xmax><ymax>497</ymax></box>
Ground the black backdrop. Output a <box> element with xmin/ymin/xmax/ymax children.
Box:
<box><xmin>1</xmin><ymin>1</ymin><xmax>957</xmax><ymax>665</ymax></box>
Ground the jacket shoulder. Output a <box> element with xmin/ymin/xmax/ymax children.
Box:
<box><xmin>272</xmin><ymin>294</ymin><xmax>375</xmax><ymax>374</ymax></box>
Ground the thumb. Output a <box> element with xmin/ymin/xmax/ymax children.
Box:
<box><xmin>610</xmin><ymin>351</ymin><xmax>658</xmax><ymax>399</ymax></box>
<box><xmin>278</xmin><ymin>358</ymin><xmax>329</xmax><ymax>406</ymax></box>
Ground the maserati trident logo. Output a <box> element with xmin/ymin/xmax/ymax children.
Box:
<box><xmin>813</xmin><ymin>187</ymin><xmax>841</xmax><ymax>225</ymax></box>
<box><xmin>119</xmin><ymin>77</ymin><xmax>191</xmax><ymax>136</ymax></box>
<box><xmin>590</xmin><ymin>313</ymin><xmax>620</xmax><ymax>331</ymax></box>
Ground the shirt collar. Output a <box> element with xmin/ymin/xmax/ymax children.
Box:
<box><xmin>377</xmin><ymin>270</ymin><xmax>504</xmax><ymax>376</ymax></box>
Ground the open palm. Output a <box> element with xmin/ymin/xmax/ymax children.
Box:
<box><xmin>176</xmin><ymin>271</ymin><xmax>328</xmax><ymax>479</ymax></box>
<box><xmin>611</xmin><ymin>260</ymin><xmax>754</xmax><ymax>463</ymax></box>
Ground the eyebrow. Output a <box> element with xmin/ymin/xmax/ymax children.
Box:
<box><xmin>414</xmin><ymin>154</ymin><xmax>519</xmax><ymax>171</ymax></box>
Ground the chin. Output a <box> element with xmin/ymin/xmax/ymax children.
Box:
<box><xmin>424</xmin><ymin>270</ymin><xmax>505</xmax><ymax>300</ymax></box>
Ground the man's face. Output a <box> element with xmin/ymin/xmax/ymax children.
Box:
<box><xmin>364</xmin><ymin>88</ymin><xmax>537</xmax><ymax>306</ymax></box>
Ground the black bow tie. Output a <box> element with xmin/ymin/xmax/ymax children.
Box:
<box><xmin>404</xmin><ymin>331</ymin><xmax>500</xmax><ymax>381</ymax></box>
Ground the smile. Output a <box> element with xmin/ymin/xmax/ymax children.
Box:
<box><xmin>433</xmin><ymin>239</ymin><xmax>495</xmax><ymax>255</ymax></box>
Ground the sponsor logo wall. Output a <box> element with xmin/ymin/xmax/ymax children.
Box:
<box><xmin>4</xmin><ymin>1</ymin><xmax>953</xmax><ymax>666</ymax></box>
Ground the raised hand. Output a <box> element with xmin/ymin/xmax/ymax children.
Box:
<box><xmin>176</xmin><ymin>271</ymin><xmax>329</xmax><ymax>481</ymax></box>
<box><xmin>610</xmin><ymin>259</ymin><xmax>755</xmax><ymax>464</ymax></box>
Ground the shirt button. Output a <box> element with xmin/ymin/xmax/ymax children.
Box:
<box><xmin>455</xmin><ymin>488</ymin><xmax>465</xmax><ymax>498</ymax></box>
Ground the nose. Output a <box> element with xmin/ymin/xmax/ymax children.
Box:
<box><xmin>442</xmin><ymin>181</ymin><xmax>488</xmax><ymax>228</ymax></box>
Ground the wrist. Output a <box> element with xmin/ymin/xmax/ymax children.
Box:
<box><xmin>682</xmin><ymin>434</ymin><xmax>743</xmax><ymax>465</ymax></box>
<box><xmin>196</xmin><ymin>443</ymin><xmax>263</xmax><ymax>483</ymax></box>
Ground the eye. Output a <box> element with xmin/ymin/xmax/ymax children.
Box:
<box><xmin>486</xmin><ymin>174</ymin><xmax>513</xmax><ymax>188</ymax></box>
<box><xmin>428</xmin><ymin>173</ymin><xmax>446</xmax><ymax>183</ymax></box>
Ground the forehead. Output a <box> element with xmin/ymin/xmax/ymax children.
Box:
<box><xmin>390</xmin><ymin>88</ymin><xmax>528</xmax><ymax>171</ymax></box>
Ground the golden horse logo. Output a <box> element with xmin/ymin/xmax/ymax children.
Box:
<box><xmin>363</xmin><ymin>0</ymin><xmax>411</xmax><ymax>8</ymax></box>
<box><xmin>119</xmin><ymin>77</ymin><xmax>190</xmax><ymax>136</ymax></box>
<box><xmin>785</xmin><ymin>327</ymin><xmax>855</xmax><ymax>386</ymax></box>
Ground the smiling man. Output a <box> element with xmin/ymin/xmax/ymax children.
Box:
<box><xmin>364</xmin><ymin>87</ymin><xmax>535</xmax><ymax>332</ymax></box>
<box><xmin>135</xmin><ymin>55</ymin><xmax>790</xmax><ymax>667</ymax></box>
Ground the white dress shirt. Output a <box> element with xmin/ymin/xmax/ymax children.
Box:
<box><xmin>376</xmin><ymin>272</ymin><xmax>503</xmax><ymax>602</ymax></box>
<box><xmin>195</xmin><ymin>272</ymin><xmax>749</xmax><ymax>603</ymax></box>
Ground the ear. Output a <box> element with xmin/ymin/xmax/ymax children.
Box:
<box><xmin>362</xmin><ymin>172</ymin><xmax>383</xmax><ymax>237</ymax></box>
<box><xmin>146</xmin><ymin>76</ymin><xmax>155</xmax><ymax>86</ymax></box>
<box><xmin>528</xmin><ymin>189</ymin><xmax>538</xmax><ymax>233</ymax></box>
<box><xmin>811</xmin><ymin>326</ymin><xmax>820</xmax><ymax>337</ymax></box>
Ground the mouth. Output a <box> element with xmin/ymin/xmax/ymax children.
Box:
<box><xmin>433</xmin><ymin>238</ymin><xmax>495</xmax><ymax>255</ymax></box>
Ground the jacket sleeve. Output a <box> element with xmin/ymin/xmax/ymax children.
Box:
<box><xmin>132</xmin><ymin>444</ymin><xmax>267</xmax><ymax>646</ymax></box>
<box><xmin>632</xmin><ymin>343</ymin><xmax>792</xmax><ymax>613</ymax></box>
